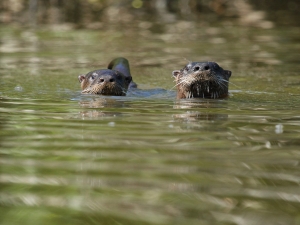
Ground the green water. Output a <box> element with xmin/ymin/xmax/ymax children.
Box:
<box><xmin>1</xmin><ymin>22</ymin><xmax>300</xmax><ymax>225</ymax></box>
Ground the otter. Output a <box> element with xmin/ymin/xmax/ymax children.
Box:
<box><xmin>78</xmin><ymin>57</ymin><xmax>136</xmax><ymax>95</ymax></box>
<box><xmin>172</xmin><ymin>61</ymin><xmax>231</xmax><ymax>99</ymax></box>
<box><xmin>108</xmin><ymin>57</ymin><xmax>137</xmax><ymax>89</ymax></box>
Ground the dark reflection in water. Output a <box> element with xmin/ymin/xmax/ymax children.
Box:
<box><xmin>173</xmin><ymin>99</ymin><xmax>229</xmax><ymax>131</ymax></box>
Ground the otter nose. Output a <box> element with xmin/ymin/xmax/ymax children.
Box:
<box><xmin>202</xmin><ymin>63</ymin><xmax>210</xmax><ymax>71</ymax></box>
<box><xmin>193</xmin><ymin>63</ymin><xmax>210</xmax><ymax>72</ymax></box>
<box><xmin>98</xmin><ymin>76</ymin><xmax>115</xmax><ymax>83</ymax></box>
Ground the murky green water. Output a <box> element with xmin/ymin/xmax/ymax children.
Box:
<box><xmin>1</xmin><ymin>22</ymin><xmax>300</xmax><ymax>225</ymax></box>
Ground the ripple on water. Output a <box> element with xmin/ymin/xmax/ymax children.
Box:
<box><xmin>1</xmin><ymin>24</ymin><xmax>300</xmax><ymax>225</ymax></box>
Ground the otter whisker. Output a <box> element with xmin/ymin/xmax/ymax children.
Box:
<box><xmin>183</xmin><ymin>57</ymin><xmax>192</xmax><ymax>64</ymax></box>
<box><xmin>219</xmin><ymin>79</ymin><xmax>239</xmax><ymax>88</ymax></box>
<box><xmin>171</xmin><ymin>79</ymin><xmax>187</xmax><ymax>90</ymax></box>
<box><xmin>213</xmin><ymin>78</ymin><xmax>228</xmax><ymax>91</ymax></box>
<box><xmin>173</xmin><ymin>61</ymin><xmax>231</xmax><ymax>99</ymax></box>
<box><xmin>215</xmin><ymin>79</ymin><xmax>227</xmax><ymax>90</ymax></box>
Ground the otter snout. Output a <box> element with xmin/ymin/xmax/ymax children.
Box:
<box><xmin>172</xmin><ymin>61</ymin><xmax>232</xmax><ymax>99</ymax></box>
<box><xmin>193</xmin><ymin>63</ymin><xmax>210</xmax><ymax>72</ymax></box>
<box><xmin>97</xmin><ymin>75</ymin><xmax>116</xmax><ymax>84</ymax></box>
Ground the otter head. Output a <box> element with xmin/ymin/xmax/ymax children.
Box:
<box><xmin>78</xmin><ymin>69</ymin><xmax>132</xmax><ymax>96</ymax></box>
<box><xmin>172</xmin><ymin>61</ymin><xmax>231</xmax><ymax>99</ymax></box>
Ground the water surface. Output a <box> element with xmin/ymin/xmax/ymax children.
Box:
<box><xmin>1</xmin><ymin>23</ymin><xmax>300</xmax><ymax>225</ymax></box>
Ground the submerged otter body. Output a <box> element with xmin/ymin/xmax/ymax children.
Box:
<box><xmin>172</xmin><ymin>61</ymin><xmax>232</xmax><ymax>99</ymax></box>
<box><xmin>78</xmin><ymin>57</ymin><xmax>135</xmax><ymax>96</ymax></box>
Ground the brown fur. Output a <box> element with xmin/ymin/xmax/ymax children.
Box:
<box><xmin>172</xmin><ymin>61</ymin><xmax>231</xmax><ymax>99</ymax></box>
<box><xmin>78</xmin><ymin>69</ymin><xmax>130</xmax><ymax>96</ymax></box>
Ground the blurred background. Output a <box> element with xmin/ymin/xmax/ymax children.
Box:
<box><xmin>1</xmin><ymin>1</ymin><xmax>300</xmax><ymax>225</ymax></box>
<box><xmin>1</xmin><ymin>0</ymin><xmax>300</xmax><ymax>27</ymax></box>
<box><xmin>1</xmin><ymin>0</ymin><xmax>299</xmax><ymax>81</ymax></box>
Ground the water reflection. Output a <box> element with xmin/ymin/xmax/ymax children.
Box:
<box><xmin>78</xmin><ymin>96</ymin><xmax>126</xmax><ymax>108</ymax></box>
<box><xmin>173</xmin><ymin>99</ymin><xmax>228</xmax><ymax>130</ymax></box>
<box><xmin>1</xmin><ymin>2</ymin><xmax>300</xmax><ymax>224</ymax></box>
<box><xmin>76</xmin><ymin>97</ymin><xmax>125</xmax><ymax>119</ymax></box>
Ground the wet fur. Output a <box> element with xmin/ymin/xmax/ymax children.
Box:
<box><xmin>79</xmin><ymin>69</ymin><xmax>130</xmax><ymax>96</ymax></box>
<box><xmin>173</xmin><ymin>61</ymin><xmax>231</xmax><ymax>99</ymax></box>
<box><xmin>78</xmin><ymin>57</ymin><xmax>133</xmax><ymax>96</ymax></box>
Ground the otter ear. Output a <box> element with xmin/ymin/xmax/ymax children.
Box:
<box><xmin>172</xmin><ymin>70</ymin><xmax>181</xmax><ymax>77</ymax></box>
<box><xmin>78</xmin><ymin>74</ymin><xmax>85</xmax><ymax>83</ymax></box>
<box><xmin>224</xmin><ymin>70</ymin><xmax>231</xmax><ymax>78</ymax></box>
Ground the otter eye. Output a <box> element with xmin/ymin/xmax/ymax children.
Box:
<box><xmin>90</xmin><ymin>75</ymin><xmax>95</xmax><ymax>80</ymax></box>
<box><xmin>204</xmin><ymin>65</ymin><xmax>210</xmax><ymax>70</ymax></box>
<box><xmin>194</xmin><ymin>66</ymin><xmax>200</xmax><ymax>71</ymax></box>
<box><xmin>125</xmin><ymin>77</ymin><xmax>132</xmax><ymax>82</ymax></box>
